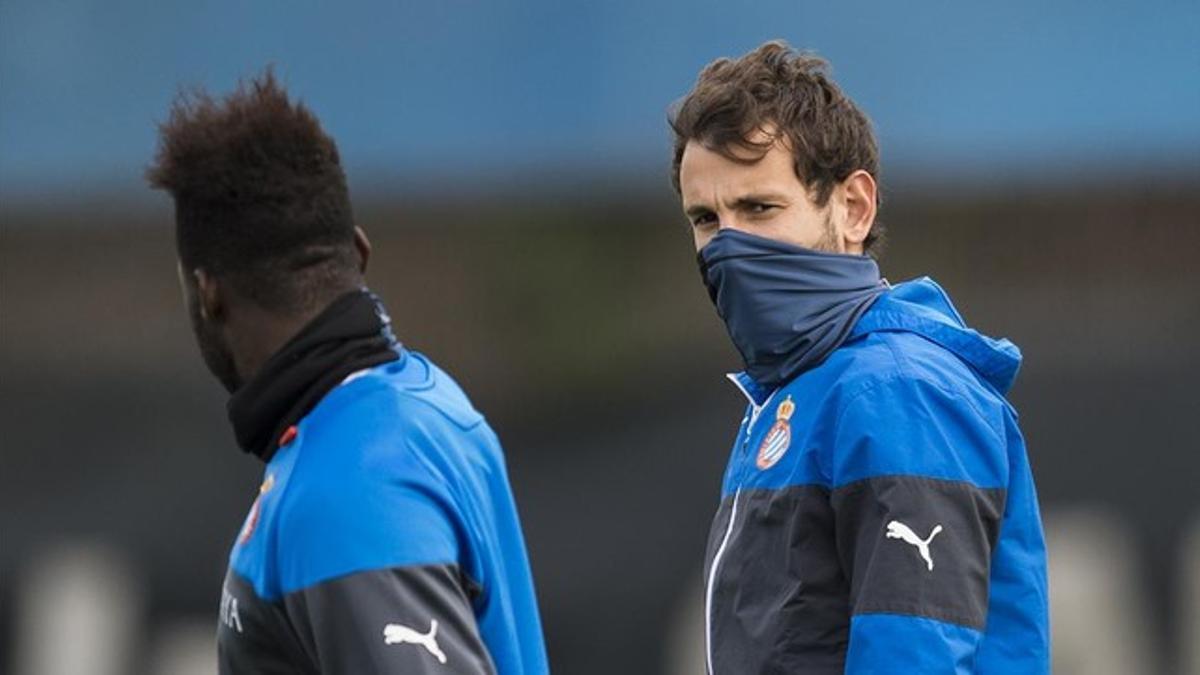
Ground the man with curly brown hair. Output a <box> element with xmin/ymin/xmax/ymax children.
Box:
<box><xmin>670</xmin><ymin>41</ymin><xmax>1050</xmax><ymax>674</ymax></box>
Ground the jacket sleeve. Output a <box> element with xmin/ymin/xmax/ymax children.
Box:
<box><xmin>827</xmin><ymin>376</ymin><xmax>1008</xmax><ymax>674</ymax></box>
<box><xmin>282</xmin><ymin>564</ymin><xmax>497</xmax><ymax>674</ymax></box>
<box><xmin>274</xmin><ymin>448</ymin><xmax>497</xmax><ymax>674</ymax></box>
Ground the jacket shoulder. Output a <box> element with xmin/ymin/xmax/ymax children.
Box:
<box><xmin>270</xmin><ymin>372</ymin><xmax>479</xmax><ymax>595</ymax></box>
<box><xmin>815</xmin><ymin>331</ymin><xmax>1010</xmax><ymax>424</ymax></box>
<box><xmin>800</xmin><ymin>332</ymin><xmax>1011</xmax><ymax>489</ymax></box>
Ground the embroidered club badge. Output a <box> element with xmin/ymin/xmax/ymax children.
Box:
<box><xmin>757</xmin><ymin>395</ymin><xmax>795</xmax><ymax>470</ymax></box>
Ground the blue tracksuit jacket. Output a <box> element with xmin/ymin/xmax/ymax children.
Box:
<box><xmin>703</xmin><ymin>277</ymin><xmax>1050</xmax><ymax>674</ymax></box>
<box><xmin>218</xmin><ymin>350</ymin><xmax>548</xmax><ymax>674</ymax></box>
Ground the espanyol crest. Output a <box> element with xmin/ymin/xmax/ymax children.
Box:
<box><xmin>756</xmin><ymin>395</ymin><xmax>795</xmax><ymax>470</ymax></box>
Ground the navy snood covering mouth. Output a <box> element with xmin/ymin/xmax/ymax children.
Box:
<box><xmin>698</xmin><ymin>229</ymin><xmax>886</xmax><ymax>389</ymax></box>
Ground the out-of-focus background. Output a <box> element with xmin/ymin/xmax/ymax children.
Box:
<box><xmin>2</xmin><ymin>2</ymin><xmax>1198</xmax><ymax>673</ymax></box>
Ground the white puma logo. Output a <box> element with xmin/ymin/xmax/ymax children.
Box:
<box><xmin>383</xmin><ymin>619</ymin><xmax>447</xmax><ymax>665</ymax></box>
<box><xmin>886</xmin><ymin>520</ymin><xmax>943</xmax><ymax>571</ymax></box>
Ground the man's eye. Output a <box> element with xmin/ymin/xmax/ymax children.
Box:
<box><xmin>748</xmin><ymin>203</ymin><xmax>776</xmax><ymax>214</ymax></box>
<box><xmin>692</xmin><ymin>213</ymin><xmax>717</xmax><ymax>227</ymax></box>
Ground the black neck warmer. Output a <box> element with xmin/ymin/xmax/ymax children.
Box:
<box><xmin>227</xmin><ymin>289</ymin><xmax>400</xmax><ymax>462</ymax></box>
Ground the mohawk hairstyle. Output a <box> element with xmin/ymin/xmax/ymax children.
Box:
<box><xmin>147</xmin><ymin>69</ymin><xmax>359</xmax><ymax>312</ymax></box>
<box><xmin>669</xmin><ymin>41</ymin><xmax>884</xmax><ymax>254</ymax></box>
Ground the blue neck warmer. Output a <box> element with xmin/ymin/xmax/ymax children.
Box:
<box><xmin>698</xmin><ymin>229</ymin><xmax>886</xmax><ymax>389</ymax></box>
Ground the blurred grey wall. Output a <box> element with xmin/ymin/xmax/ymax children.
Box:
<box><xmin>4</xmin><ymin>179</ymin><xmax>1199</xmax><ymax>673</ymax></box>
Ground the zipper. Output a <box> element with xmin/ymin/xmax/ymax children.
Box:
<box><xmin>704</xmin><ymin>487</ymin><xmax>741</xmax><ymax>675</ymax></box>
<box><xmin>705</xmin><ymin>379</ymin><xmax>778</xmax><ymax>673</ymax></box>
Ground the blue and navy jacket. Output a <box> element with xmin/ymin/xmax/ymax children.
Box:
<box><xmin>703</xmin><ymin>278</ymin><xmax>1050</xmax><ymax>674</ymax></box>
<box><xmin>218</xmin><ymin>350</ymin><xmax>548</xmax><ymax>674</ymax></box>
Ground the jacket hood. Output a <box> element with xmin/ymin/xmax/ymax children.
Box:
<box><xmin>849</xmin><ymin>277</ymin><xmax>1022</xmax><ymax>394</ymax></box>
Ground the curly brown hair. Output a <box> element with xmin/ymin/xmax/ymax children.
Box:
<box><xmin>669</xmin><ymin>41</ymin><xmax>884</xmax><ymax>253</ymax></box>
<box><xmin>147</xmin><ymin>69</ymin><xmax>359</xmax><ymax>311</ymax></box>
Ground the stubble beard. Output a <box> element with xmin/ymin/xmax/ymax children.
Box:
<box><xmin>188</xmin><ymin>299</ymin><xmax>243</xmax><ymax>394</ymax></box>
<box><xmin>811</xmin><ymin>211</ymin><xmax>840</xmax><ymax>254</ymax></box>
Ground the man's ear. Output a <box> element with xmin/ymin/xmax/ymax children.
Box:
<box><xmin>353</xmin><ymin>226</ymin><xmax>372</xmax><ymax>274</ymax></box>
<box><xmin>193</xmin><ymin>268</ymin><xmax>224</xmax><ymax>323</ymax></box>
<box><xmin>838</xmin><ymin>170</ymin><xmax>877</xmax><ymax>254</ymax></box>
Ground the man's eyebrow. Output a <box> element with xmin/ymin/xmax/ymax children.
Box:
<box><xmin>685</xmin><ymin>191</ymin><xmax>790</xmax><ymax>218</ymax></box>
<box><xmin>732</xmin><ymin>192</ymin><xmax>789</xmax><ymax>206</ymax></box>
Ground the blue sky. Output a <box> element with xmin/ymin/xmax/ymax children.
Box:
<box><xmin>1</xmin><ymin>0</ymin><xmax>1197</xmax><ymax>203</ymax></box>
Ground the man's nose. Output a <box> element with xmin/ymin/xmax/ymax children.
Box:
<box><xmin>716</xmin><ymin>211</ymin><xmax>745</xmax><ymax>233</ymax></box>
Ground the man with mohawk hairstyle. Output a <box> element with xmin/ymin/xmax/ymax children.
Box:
<box><xmin>147</xmin><ymin>71</ymin><xmax>548</xmax><ymax>674</ymax></box>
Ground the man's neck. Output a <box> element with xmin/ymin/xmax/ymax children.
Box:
<box><xmin>229</xmin><ymin>292</ymin><xmax>353</xmax><ymax>388</ymax></box>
